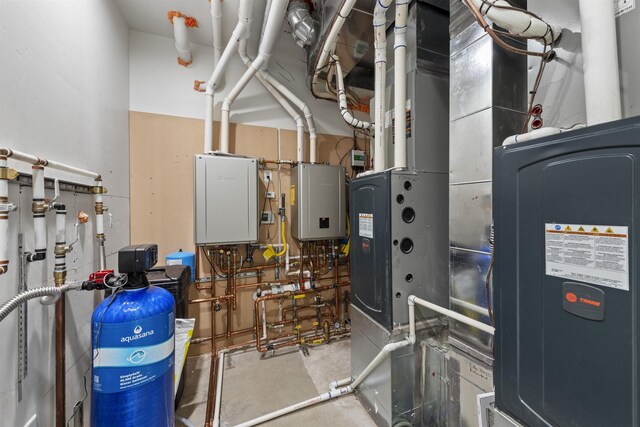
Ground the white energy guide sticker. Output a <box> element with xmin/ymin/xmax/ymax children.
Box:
<box><xmin>359</xmin><ymin>213</ymin><xmax>373</xmax><ymax>238</ymax></box>
<box><xmin>545</xmin><ymin>223</ymin><xmax>629</xmax><ymax>291</ymax></box>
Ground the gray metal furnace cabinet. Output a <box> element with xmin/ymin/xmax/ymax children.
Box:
<box><xmin>493</xmin><ymin>116</ymin><xmax>640</xmax><ymax>427</ymax></box>
<box><xmin>290</xmin><ymin>164</ymin><xmax>346</xmax><ymax>241</ymax></box>
<box><xmin>349</xmin><ymin>170</ymin><xmax>449</xmax><ymax>330</ymax></box>
<box><xmin>193</xmin><ymin>154</ymin><xmax>259</xmax><ymax>245</ymax></box>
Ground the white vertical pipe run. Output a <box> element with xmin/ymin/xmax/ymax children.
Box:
<box><xmin>95</xmin><ymin>180</ymin><xmax>106</xmax><ymax>270</ymax></box>
<box><xmin>173</xmin><ymin>16</ymin><xmax>192</xmax><ymax>64</ymax></box>
<box><xmin>32</xmin><ymin>166</ymin><xmax>46</xmax><ymax>254</ymax></box>
<box><xmin>578</xmin><ymin>0</ymin><xmax>622</xmax><ymax>125</ymax></box>
<box><xmin>211</xmin><ymin>0</ymin><xmax>225</xmax><ymax>91</ymax></box>
<box><xmin>393</xmin><ymin>0</ymin><xmax>409</xmax><ymax>169</ymax></box>
<box><xmin>373</xmin><ymin>0</ymin><xmax>393</xmax><ymax>172</ymax></box>
<box><xmin>204</xmin><ymin>0</ymin><xmax>252</xmax><ymax>153</ymax></box>
<box><xmin>220</xmin><ymin>0</ymin><xmax>288</xmax><ymax>154</ymax></box>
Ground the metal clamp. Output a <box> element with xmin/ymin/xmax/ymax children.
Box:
<box><xmin>91</xmin><ymin>186</ymin><xmax>108</xmax><ymax>194</ymax></box>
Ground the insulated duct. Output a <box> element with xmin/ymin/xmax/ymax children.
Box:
<box><xmin>288</xmin><ymin>1</ymin><xmax>316</xmax><ymax>48</ymax></box>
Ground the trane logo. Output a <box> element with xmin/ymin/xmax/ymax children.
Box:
<box><xmin>121</xmin><ymin>325</ymin><xmax>155</xmax><ymax>343</ymax></box>
<box><xmin>565</xmin><ymin>293</ymin><xmax>601</xmax><ymax>307</ymax></box>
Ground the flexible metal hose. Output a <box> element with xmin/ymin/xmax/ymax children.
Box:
<box><xmin>0</xmin><ymin>284</ymin><xmax>77</xmax><ymax>322</ymax></box>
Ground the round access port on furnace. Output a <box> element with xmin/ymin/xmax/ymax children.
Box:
<box><xmin>400</xmin><ymin>238</ymin><xmax>414</xmax><ymax>254</ymax></box>
<box><xmin>402</xmin><ymin>207</ymin><xmax>415</xmax><ymax>223</ymax></box>
<box><xmin>405</xmin><ymin>274</ymin><xmax>413</xmax><ymax>282</ymax></box>
<box><xmin>404</xmin><ymin>181</ymin><xmax>412</xmax><ymax>191</ymax></box>
<box><xmin>396</xmin><ymin>194</ymin><xmax>404</xmax><ymax>204</ymax></box>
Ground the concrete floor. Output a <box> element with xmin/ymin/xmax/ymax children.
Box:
<box><xmin>176</xmin><ymin>337</ymin><xmax>377</xmax><ymax>426</ymax></box>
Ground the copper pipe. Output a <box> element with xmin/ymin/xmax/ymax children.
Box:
<box><xmin>189</xmin><ymin>294</ymin><xmax>234</xmax><ymax>304</ymax></box>
<box><xmin>193</xmin><ymin>326</ymin><xmax>256</xmax><ymax>344</ymax></box>
<box><xmin>55</xmin><ymin>295</ymin><xmax>65</xmax><ymax>427</ymax></box>
<box><xmin>204</xmin><ymin>349</ymin><xmax>217</xmax><ymax>427</ymax></box>
<box><xmin>232</xmin><ymin>250</ymin><xmax>238</xmax><ymax>311</ymax></box>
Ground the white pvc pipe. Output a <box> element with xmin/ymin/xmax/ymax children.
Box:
<box><xmin>220</xmin><ymin>0</ymin><xmax>288</xmax><ymax>154</ymax></box>
<box><xmin>334</xmin><ymin>57</ymin><xmax>373</xmax><ymax>130</ymax></box>
<box><xmin>211</xmin><ymin>0</ymin><xmax>225</xmax><ymax>91</ymax></box>
<box><xmin>262</xmin><ymin>72</ymin><xmax>317</xmax><ymax>162</ymax></box>
<box><xmin>316</xmin><ymin>0</ymin><xmax>357</xmax><ymax>71</ymax></box>
<box><xmin>234</xmin><ymin>293</ymin><xmax>492</xmax><ymax>427</ymax></box>
<box><xmin>373</xmin><ymin>0</ymin><xmax>394</xmax><ymax>172</ymax></box>
<box><xmin>95</xmin><ymin>180</ymin><xmax>106</xmax><ymax>270</ymax></box>
<box><xmin>2</xmin><ymin>149</ymin><xmax>100</xmax><ymax>179</ymax></box>
<box><xmin>502</xmin><ymin>125</ymin><xmax>586</xmax><ymax>146</ymax></box>
<box><xmin>578</xmin><ymin>0</ymin><xmax>622</xmax><ymax>125</ymax></box>
<box><xmin>470</xmin><ymin>0</ymin><xmax>561</xmax><ymax>44</ymax></box>
<box><xmin>32</xmin><ymin>167</ymin><xmax>46</xmax><ymax>254</ymax></box>
<box><xmin>409</xmin><ymin>295</ymin><xmax>495</xmax><ymax>335</ymax></box>
<box><xmin>212</xmin><ymin>351</ymin><xmax>226</xmax><ymax>427</ymax></box>
<box><xmin>393</xmin><ymin>0</ymin><xmax>409</xmax><ymax>169</ymax></box>
<box><xmin>204</xmin><ymin>0</ymin><xmax>253</xmax><ymax>153</ymax></box>
<box><xmin>173</xmin><ymin>16</ymin><xmax>192</xmax><ymax>65</ymax></box>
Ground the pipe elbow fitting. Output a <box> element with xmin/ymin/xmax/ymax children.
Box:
<box><xmin>407</xmin><ymin>295</ymin><xmax>417</xmax><ymax>305</ymax></box>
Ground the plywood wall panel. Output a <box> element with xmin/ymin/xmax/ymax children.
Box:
<box><xmin>130</xmin><ymin>111</ymin><xmax>362</xmax><ymax>355</ymax></box>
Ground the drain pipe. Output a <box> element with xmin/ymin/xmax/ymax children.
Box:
<box><xmin>220</xmin><ymin>0</ymin><xmax>288</xmax><ymax>153</ymax></box>
<box><xmin>333</xmin><ymin>56</ymin><xmax>373</xmax><ymax>130</ymax></box>
<box><xmin>211</xmin><ymin>0</ymin><xmax>225</xmax><ymax>91</ymax></box>
<box><xmin>393</xmin><ymin>0</ymin><xmax>409</xmax><ymax>169</ymax></box>
<box><xmin>238</xmin><ymin>1</ymin><xmax>306</xmax><ymax>162</ymax></box>
<box><xmin>234</xmin><ymin>294</ymin><xmax>494</xmax><ymax>427</ymax></box>
<box><xmin>373</xmin><ymin>0</ymin><xmax>394</xmax><ymax>172</ymax></box>
<box><xmin>579</xmin><ymin>0</ymin><xmax>621</xmax><ymax>125</ymax></box>
<box><xmin>204</xmin><ymin>0</ymin><xmax>253</xmax><ymax>153</ymax></box>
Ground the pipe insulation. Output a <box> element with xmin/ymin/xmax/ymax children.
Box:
<box><xmin>334</xmin><ymin>56</ymin><xmax>373</xmax><ymax>130</ymax></box>
<box><xmin>220</xmin><ymin>0</ymin><xmax>288</xmax><ymax>153</ymax></box>
<box><xmin>393</xmin><ymin>0</ymin><xmax>409</xmax><ymax>169</ymax></box>
<box><xmin>173</xmin><ymin>16</ymin><xmax>192</xmax><ymax>65</ymax></box>
<box><xmin>373</xmin><ymin>0</ymin><xmax>394</xmax><ymax>172</ymax></box>
<box><xmin>0</xmin><ymin>283</ymin><xmax>79</xmax><ymax>322</ymax></box>
<box><xmin>578</xmin><ymin>0</ymin><xmax>622</xmax><ymax>125</ymax></box>
<box><xmin>204</xmin><ymin>0</ymin><xmax>253</xmax><ymax>152</ymax></box>
<box><xmin>469</xmin><ymin>0</ymin><xmax>561</xmax><ymax>44</ymax></box>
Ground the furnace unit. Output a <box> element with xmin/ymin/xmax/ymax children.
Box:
<box><xmin>493</xmin><ymin>116</ymin><xmax>640</xmax><ymax>427</ymax></box>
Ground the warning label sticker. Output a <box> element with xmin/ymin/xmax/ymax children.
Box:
<box><xmin>545</xmin><ymin>223</ymin><xmax>629</xmax><ymax>291</ymax></box>
<box><xmin>359</xmin><ymin>213</ymin><xmax>373</xmax><ymax>238</ymax></box>
<box><xmin>616</xmin><ymin>0</ymin><xmax>635</xmax><ymax>17</ymax></box>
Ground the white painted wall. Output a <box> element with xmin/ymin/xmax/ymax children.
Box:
<box><xmin>0</xmin><ymin>1</ymin><xmax>130</xmax><ymax>426</ymax></box>
<box><xmin>129</xmin><ymin>29</ymin><xmax>354</xmax><ymax>136</ymax></box>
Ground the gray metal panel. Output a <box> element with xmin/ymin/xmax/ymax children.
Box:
<box><xmin>351</xmin><ymin>306</ymin><xmax>426</xmax><ymax>427</ymax></box>
<box><xmin>194</xmin><ymin>155</ymin><xmax>259</xmax><ymax>245</ymax></box>
<box><xmin>391</xmin><ymin>172</ymin><xmax>449</xmax><ymax>326</ymax></box>
<box><xmin>449</xmin><ymin>182</ymin><xmax>492</xmax><ymax>253</ymax></box>
<box><xmin>409</xmin><ymin>71</ymin><xmax>450</xmax><ymax>174</ymax></box>
<box><xmin>291</xmin><ymin>164</ymin><xmax>346</xmax><ymax>241</ymax></box>
<box><xmin>619</xmin><ymin>6</ymin><xmax>640</xmax><ymax>117</ymax></box>
<box><xmin>493</xmin><ymin>117</ymin><xmax>640</xmax><ymax>427</ymax></box>
<box><xmin>450</xmin><ymin>108</ymin><xmax>526</xmax><ymax>184</ymax></box>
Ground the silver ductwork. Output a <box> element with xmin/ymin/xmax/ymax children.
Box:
<box><xmin>288</xmin><ymin>1</ymin><xmax>317</xmax><ymax>48</ymax></box>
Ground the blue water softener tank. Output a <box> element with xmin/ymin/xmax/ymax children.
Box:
<box><xmin>166</xmin><ymin>249</ymin><xmax>195</xmax><ymax>283</ymax></box>
<box><xmin>91</xmin><ymin>244</ymin><xmax>175</xmax><ymax>427</ymax></box>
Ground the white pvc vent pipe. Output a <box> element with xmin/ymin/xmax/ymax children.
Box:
<box><xmin>220</xmin><ymin>0</ymin><xmax>288</xmax><ymax>154</ymax></box>
<box><xmin>578</xmin><ymin>0</ymin><xmax>622</xmax><ymax>125</ymax></box>
<box><xmin>211</xmin><ymin>0</ymin><xmax>225</xmax><ymax>91</ymax></box>
<box><xmin>393</xmin><ymin>0</ymin><xmax>409</xmax><ymax>169</ymax></box>
<box><xmin>204</xmin><ymin>0</ymin><xmax>253</xmax><ymax>153</ymax></box>
<box><xmin>334</xmin><ymin>56</ymin><xmax>373</xmax><ymax>130</ymax></box>
<box><xmin>373</xmin><ymin>0</ymin><xmax>394</xmax><ymax>172</ymax></box>
<box><xmin>173</xmin><ymin>16</ymin><xmax>192</xmax><ymax>65</ymax></box>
